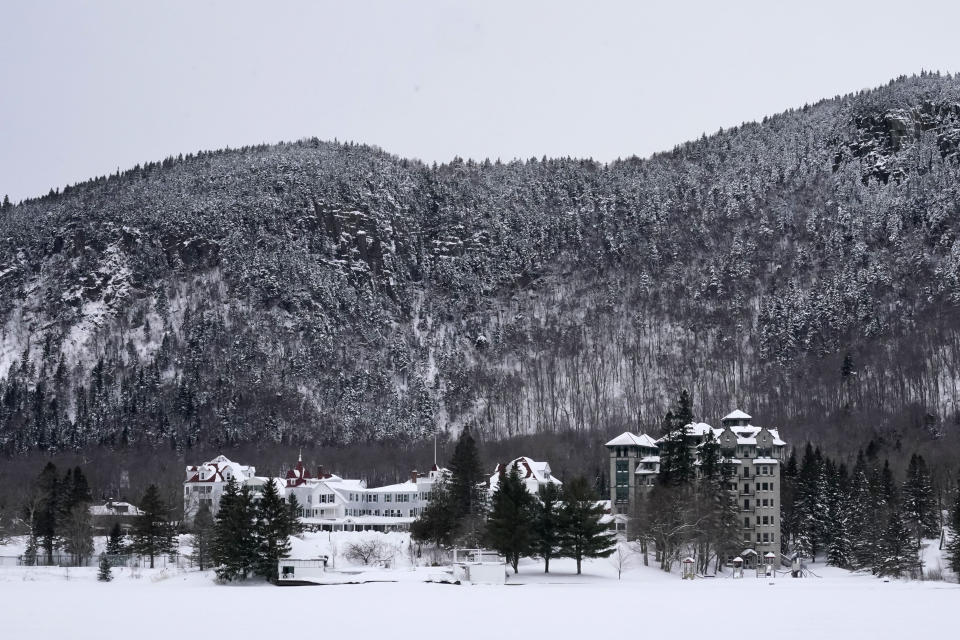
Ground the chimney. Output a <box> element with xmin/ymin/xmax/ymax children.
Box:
<box><xmin>410</xmin><ymin>469</ymin><xmax>418</xmax><ymax>483</ymax></box>
<box><xmin>317</xmin><ymin>465</ymin><xmax>325</xmax><ymax>477</ymax></box>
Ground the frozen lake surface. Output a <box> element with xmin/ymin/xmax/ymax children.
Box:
<box><xmin>1</xmin><ymin>555</ymin><xmax>955</xmax><ymax>640</ymax></box>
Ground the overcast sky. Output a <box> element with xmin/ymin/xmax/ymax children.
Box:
<box><xmin>2</xmin><ymin>0</ymin><xmax>960</xmax><ymax>202</ymax></box>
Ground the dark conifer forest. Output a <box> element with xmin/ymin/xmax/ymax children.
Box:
<box><xmin>2</xmin><ymin>73</ymin><xmax>960</xmax><ymax>501</ymax></box>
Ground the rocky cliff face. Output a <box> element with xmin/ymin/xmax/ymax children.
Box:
<box><xmin>2</xmin><ymin>73</ymin><xmax>960</xmax><ymax>460</ymax></box>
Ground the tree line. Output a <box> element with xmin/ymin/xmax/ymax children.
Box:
<box><xmin>19</xmin><ymin>462</ymin><xmax>175</xmax><ymax>568</ymax></box>
<box><xmin>781</xmin><ymin>444</ymin><xmax>956</xmax><ymax>578</ymax></box>
<box><xmin>410</xmin><ymin>427</ymin><xmax>616</xmax><ymax>574</ymax></box>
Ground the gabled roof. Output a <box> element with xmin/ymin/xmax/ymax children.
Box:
<box><xmin>605</xmin><ymin>432</ymin><xmax>659</xmax><ymax>448</ymax></box>
<box><xmin>723</xmin><ymin>409</ymin><xmax>752</xmax><ymax>421</ymax></box>
<box><xmin>184</xmin><ymin>455</ymin><xmax>254</xmax><ymax>484</ymax></box>
<box><xmin>489</xmin><ymin>456</ymin><xmax>563</xmax><ymax>492</ymax></box>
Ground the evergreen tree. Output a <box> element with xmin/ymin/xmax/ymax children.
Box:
<box><xmin>902</xmin><ymin>453</ymin><xmax>939</xmax><ymax>545</ymax></box>
<box><xmin>657</xmin><ymin>390</ymin><xmax>695</xmax><ymax>487</ymax></box>
<box><xmin>106</xmin><ymin>522</ymin><xmax>125</xmax><ymax>555</ymax></box>
<box><xmin>533</xmin><ymin>483</ymin><xmax>563</xmax><ymax>573</ymax></box>
<box><xmin>64</xmin><ymin>466</ymin><xmax>92</xmax><ymax>512</ymax></box>
<box><xmin>287</xmin><ymin>494</ymin><xmax>305</xmax><ymax>535</ymax></box>
<box><xmin>673</xmin><ymin>389</ymin><xmax>694</xmax><ymax>429</ymax></box>
<box><xmin>945</xmin><ymin>476</ymin><xmax>960</xmax><ymax>576</ymax></box>
<box><xmin>154</xmin><ymin>284</ymin><xmax>170</xmax><ymax>323</ymax></box>
<box><xmin>34</xmin><ymin>462</ymin><xmax>61</xmax><ymax>564</ymax></box>
<box><xmin>780</xmin><ymin>450</ymin><xmax>798</xmax><ymax>554</ymax></box>
<box><xmin>189</xmin><ymin>502</ymin><xmax>215</xmax><ymax>570</ymax></box>
<box><xmin>825</xmin><ymin>462</ymin><xmax>852</xmax><ymax>568</ymax></box>
<box><xmin>793</xmin><ymin>443</ymin><xmax>825</xmax><ymax>560</ymax></box>
<box><xmin>97</xmin><ymin>553</ymin><xmax>113</xmax><ymax>582</ymax></box>
<box><xmin>558</xmin><ymin>476</ymin><xmax>616</xmax><ymax>574</ymax></box>
<box><xmin>253</xmin><ymin>479</ymin><xmax>292</xmax><ymax>581</ymax></box>
<box><xmin>447</xmin><ymin>426</ymin><xmax>487</xmax><ymax>544</ymax></box>
<box><xmin>877</xmin><ymin>506</ymin><xmax>920</xmax><ymax>578</ymax></box>
<box><xmin>131</xmin><ymin>485</ymin><xmax>174</xmax><ymax>569</ymax></box>
<box><xmin>212</xmin><ymin>479</ymin><xmax>257</xmax><ymax>581</ymax></box>
<box><xmin>411</xmin><ymin>479</ymin><xmax>458</xmax><ymax>554</ymax></box>
<box><xmin>484</xmin><ymin>463</ymin><xmax>536</xmax><ymax>573</ymax></box>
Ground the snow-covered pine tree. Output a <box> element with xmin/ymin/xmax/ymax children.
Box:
<box><xmin>484</xmin><ymin>462</ymin><xmax>536</xmax><ymax>573</ymax></box>
<box><xmin>447</xmin><ymin>426</ymin><xmax>487</xmax><ymax>546</ymax></box>
<box><xmin>814</xmin><ymin>457</ymin><xmax>835</xmax><ymax>554</ymax></box>
<box><xmin>945</xmin><ymin>474</ymin><xmax>960</xmax><ymax>576</ymax></box>
<box><xmin>558</xmin><ymin>476</ymin><xmax>616</xmax><ymax>575</ymax></box>
<box><xmin>411</xmin><ymin>479</ymin><xmax>458</xmax><ymax>556</ymax></box>
<box><xmin>34</xmin><ymin>462</ymin><xmax>60</xmax><ymax>565</ymax></box>
<box><xmin>97</xmin><ymin>553</ymin><xmax>113</xmax><ymax>582</ymax></box>
<box><xmin>780</xmin><ymin>451</ymin><xmax>798</xmax><ymax>554</ymax></box>
<box><xmin>877</xmin><ymin>505</ymin><xmax>920</xmax><ymax>579</ymax></box>
<box><xmin>131</xmin><ymin>484</ymin><xmax>174</xmax><ymax>569</ymax></box>
<box><xmin>287</xmin><ymin>494</ymin><xmax>305</xmax><ymax>535</ymax></box>
<box><xmin>212</xmin><ymin>479</ymin><xmax>257</xmax><ymax>581</ymax></box>
<box><xmin>533</xmin><ymin>482</ymin><xmax>563</xmax><ymax>573</ymax></box>
<box><xmin>189</xmin><ymin>502</ymin><xmax>215</xmax><ymax>571</ymax></box>
<box><xmin>793</xmin><ymin>443</ymin><xmax>823</xmax><ymax>560</ymax></box>
<box><xmin>902</xmin><ymin>453</ymin><xmax>939</xmax><ymax>545</ymax></box>
<box><xmin>825</xmin><ymin>462</ymin><xmax>852</xmax><ymax>568</ymax></box>
<box><xmin>253</xmin><ymin>478</ymin><xmax>293</xmax><ymax>581</ymax></box>
<box><xmin>657</xmin><ymin>390</ymin><xmax>696</xmax><ymax>487</ymax></box>
<box><xmin>106</xmin><ymin>522</ymin><xmax>125</xmax><ymax>555</ymax></box>
<box><xmin>858</xmin><ymin>460</ymin><xmax>895</xmax><ymax>573</ymax></box>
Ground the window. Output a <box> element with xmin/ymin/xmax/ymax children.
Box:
<box><xmin>743</xmin><ymin>499</ymin><xmax>750</xmax><ymax>510</ymax></box>
<box><xmin>762</xmin><ymin>515</ymin><xmax>769</xmax><ymax>525</ymax></box>
<box><xmin>384</xmin><ymin>494</ymin><xmax>392</xmax><ymax>503</ymax></box>
<box><xmin>743</xmin><ymin>467</ymin><xmax>750</xmax><ymax>478</ymax></box>
<box><xmin>615</xmin><ymin>460</ymin><xmax>630</xmax><ymax>503</ymax></box>
<box><xmin>762</xmin><ymin>533</ymin><xmax>770</xmax><ymax>543</ymax></box>
<box><xmin>744</xmin><ymin>517</ymin><xmax>750</xmax><ymax>529</ymax></box>
<box><xmin>744</xmin><ymin>483</ymin><xmax>750</xmax><ymax>494</ymax></box>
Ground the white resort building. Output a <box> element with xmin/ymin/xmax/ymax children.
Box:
<box><xmin>183</xmin><ymin>454</ymin><xmax>257</xmax><ymax>523</ymax></box>
<box><xmin>185</xmin><ymin>452</ymin><xmax>566</xmax><ymax>531</ymax></box>
<box><xmin>184</xmin><ymin>453</ymin><xmax>451</xmax><ymax>531</ymax></box>
<box><xmin>605</xmin><ymin>409</ymin><xmax>787</xmax><ymax>561</ymax></box>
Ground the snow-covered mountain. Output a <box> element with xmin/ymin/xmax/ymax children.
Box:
<box><xmin>2</xmin><ymin>72</ymin><xmax>960</xmax><ymax>459</ymax></box>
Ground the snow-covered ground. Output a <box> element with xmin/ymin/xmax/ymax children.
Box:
<box><xmin>1</xmin><ymin>533</ymin><xmax>956</xmax><ymax>639</ymax></box>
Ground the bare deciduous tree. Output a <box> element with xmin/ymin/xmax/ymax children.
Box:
<box><xmin>344</xmin><ymin>538</ymin><xmax>399</xmax><ymax>566</ymax></box>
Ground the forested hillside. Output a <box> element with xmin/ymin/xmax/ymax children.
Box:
<box><xmin>2</xmin><ymin>72</ymin><xmax>960</xmax><ymax>470</ymax></box>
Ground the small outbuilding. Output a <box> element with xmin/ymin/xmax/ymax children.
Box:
<box><xmin>451</xmin><ymin>548</ymin><xmax>506</xmax><ymax>585</ymax></box>
<box><xmin>277</xmin><ymin>557</ymin><xmax>328</xmax><ymax>584</ymax></box>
